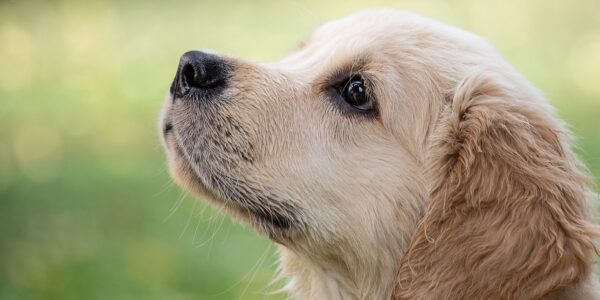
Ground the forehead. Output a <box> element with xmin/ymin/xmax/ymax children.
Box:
<box><xmin>313</xmin><ymin>10</ymin><xmax>413</xmax><ymax>46</ymax></box>
<box><xmin>274</xmin><ymin>10</ymin><xmax>488</xmax><ymax>76</ymax></box>
<box><xmin>276</xmin><ymin>10</ymin><xmax>438</xmax><ymax>73</ymax></box>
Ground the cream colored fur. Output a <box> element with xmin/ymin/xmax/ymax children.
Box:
<box><xmin>160</xmin><ymin>10</ymin><xmax>599</xmax><ymax>299</ymax></box>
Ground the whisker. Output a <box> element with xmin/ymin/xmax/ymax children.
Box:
<box><xmin>162</xmin><ymin>189</ymin><xmax>187</xmax><ymax>223</ymax></box>
<box><xmin>211</xmin><ymin>244</ymin><xmax>271</xmax><ymax>297</ymax></box>
<box><xmin>177</xmin><ymin>197</ymin><xmax>198</xmax><ymax>240</ymax></box>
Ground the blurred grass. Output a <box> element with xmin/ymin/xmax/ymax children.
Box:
<box><xmin>0</xmin><ymin>0</ymin><xmax>599</xmax><ymax>299</ymax></box>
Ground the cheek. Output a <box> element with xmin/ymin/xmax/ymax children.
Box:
<box><xmin>270</xmin><ymin>123</ymin><xmax>405</xmax><ymax>207</ymax></box>
<box><xmin>271</xmin><ymin>146</ymin><xmax>416</xmax><ymax>248</ymax></box>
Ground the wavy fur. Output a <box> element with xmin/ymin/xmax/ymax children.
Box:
<box><xmin>160</xmin><ymin>10</ymin><xmax>600</xmax><ymax>299</ymax></box>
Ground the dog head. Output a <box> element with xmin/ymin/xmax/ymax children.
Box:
<box><xmin>160</xmin><ymin>10</ymin><xmax>457</xmax><ymax>246</ymax></box>
<box><xmin>160</xmin><ymin>10</ymin><xmax>597</xmax><ymax>299</ymax></box>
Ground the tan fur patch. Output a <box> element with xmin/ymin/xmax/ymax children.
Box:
<box><xmin>160</xmin><ymin>9</ymin><xmax>599</xmax><ymax>300</ymax></box>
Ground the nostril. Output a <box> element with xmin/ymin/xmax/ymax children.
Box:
<box><xmin>173</xmin><ymin>51</ymin><xmax>229</xmax><ymax>98</ymax></box>
<box><xmin>180</xmin><ymin>63</ymin><xmax>196</xmax><ymax>93</ymax></box>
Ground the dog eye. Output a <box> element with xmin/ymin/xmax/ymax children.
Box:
<box><xmin>340</xmin><ymin>77</ymin><xmax>373</xmax><ymax>111</ymax></box>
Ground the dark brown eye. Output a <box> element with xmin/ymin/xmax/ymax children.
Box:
<box><xmin>341</xmin><ymin>77</ymin><xmax>373</xmax><ymax>111</ymax></box>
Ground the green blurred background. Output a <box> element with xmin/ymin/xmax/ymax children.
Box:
<box><xmin>0</xmin><ymin>0</ymin><xmax>599</xmax><ymax>299</ymax></box>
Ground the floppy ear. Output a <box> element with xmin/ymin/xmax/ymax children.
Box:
<box><xmin>392</xmin><ymin>71</ymin><xmax>599</xmax><ymax>299</ymax></box>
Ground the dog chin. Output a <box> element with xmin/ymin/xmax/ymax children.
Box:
<box><xmin>165</xmin><ymin>141</ymin><xmax>295</xmax><ymax>242</ymax></box>
<box><xmin>165</xmin><ymin>143</ymin><xmax>213</xmax><ymax>201</ymax></box>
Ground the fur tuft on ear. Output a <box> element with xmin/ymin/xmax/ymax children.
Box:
<box><xmin>392</xmin><ymin>71</ymin><xmax>599</xmax><ymax>299</ymax></box>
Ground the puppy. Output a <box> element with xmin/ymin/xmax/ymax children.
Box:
<box><xmin>159</xmin><ymin>10</ymin><xmax>599</xmax><ymax>300</ymax></box>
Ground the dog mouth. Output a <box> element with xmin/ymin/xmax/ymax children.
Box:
<box><xmin>163</xmin><ymin>122</ymin><xmax>173</xmax><ymax>136</ymax></box>
<box><xmin>161</xmin><ymin>122</ymin><xmax>174</xmax><ymax>143</ymax></box>
<box><xmin>163</xmin><ymin>121</ymin><xmax>301</xmax><ymax>237</ymax></box>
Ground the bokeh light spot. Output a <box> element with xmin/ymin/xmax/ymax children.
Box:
<box><xmin>13</xmin><ymin>123</ymin><xmax>64</xmax><ymax>183</ymax></box>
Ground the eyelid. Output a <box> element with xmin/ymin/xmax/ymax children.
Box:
<box><xmin>332</xmin><ymin>74</ymin><xmax>364</xmax><ymax>92</ymax></box>
<box><xmin>330</xmin><ymin>72</ymin><xmax>362</xmax><ymax>87</ymax></box>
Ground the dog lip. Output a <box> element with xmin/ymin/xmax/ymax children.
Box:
<box><xmin>249</xmin><ymin>207</ymin><xmax>294</xmax><ymax>230</ymax></box>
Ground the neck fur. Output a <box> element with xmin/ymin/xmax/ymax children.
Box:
<box><xmin>278</xmin><ymin>247</ymin><xmax>401</xmax><ymax>299</ymax></box>
<box><xmin>276</xmin><ymin>203</ymin><xmax>422</xmax><ymax>300</ymax></box>
<box><xmin>275</xmin><ymin>168</ymin><xmax>428</xmax><ymax>299</ymax></box>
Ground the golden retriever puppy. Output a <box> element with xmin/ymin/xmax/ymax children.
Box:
<box><xmin>159</xmin><ymin>9</ymin><xmax>599</xmax><ymax>300</ymax></box>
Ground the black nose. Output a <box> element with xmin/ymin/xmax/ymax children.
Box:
<box><xmin>171</xmin><ymin>51</ymin><xmax>229</xmax><ymax>98</ymax></box>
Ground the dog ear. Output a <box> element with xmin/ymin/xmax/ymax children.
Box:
<box><xmin>392</xmin><ymin>71</ymin><xmax>599</xmax><ymax>299</ymax></box>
